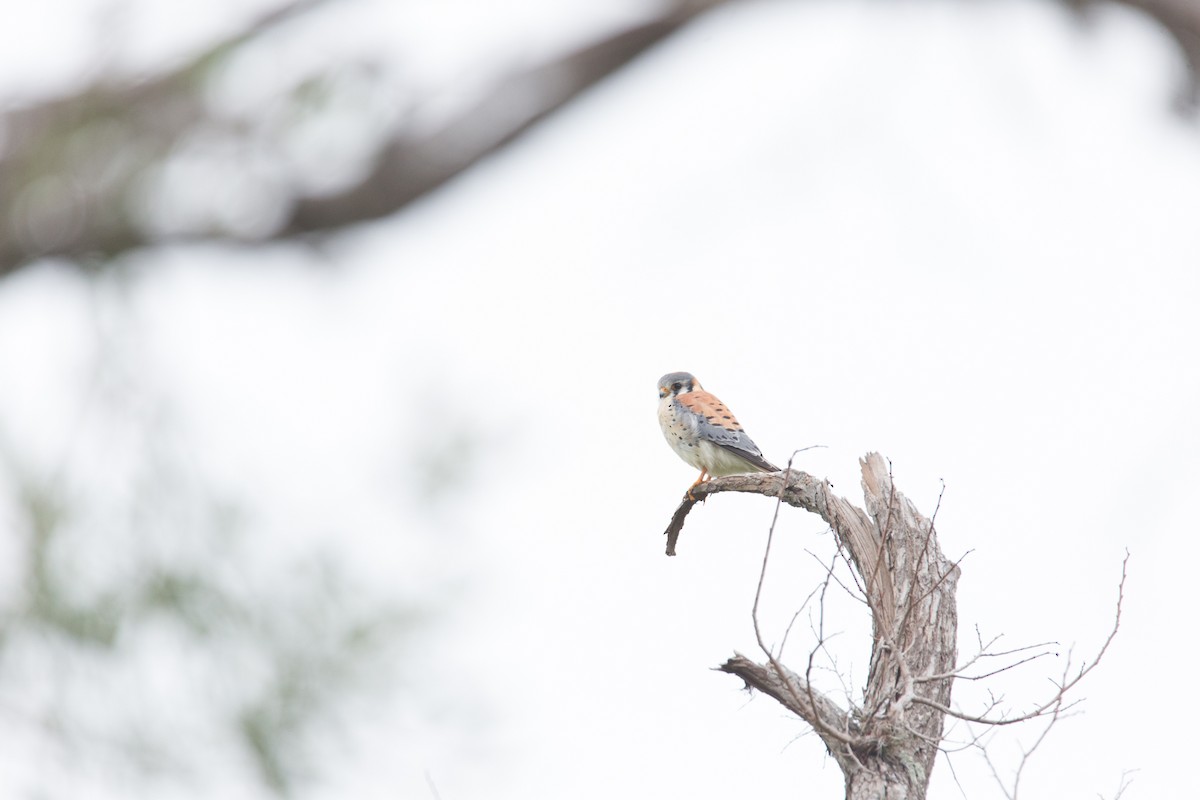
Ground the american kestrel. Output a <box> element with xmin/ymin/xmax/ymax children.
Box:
<box><xmin>657</xmin><ymin>371</ymin><xmax>779</xmax><ymax>495</ymax></box>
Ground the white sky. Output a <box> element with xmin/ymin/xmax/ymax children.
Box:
<box><xmin>1</xmin><ymin>0</ymin><xmax>1199</xmax><ymax>798</ymax></box>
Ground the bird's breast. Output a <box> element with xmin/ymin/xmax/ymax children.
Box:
<box><xmin>658</xmin><ymin>398</ymin><xmax>704</xmax><ymax>469</ymax></box>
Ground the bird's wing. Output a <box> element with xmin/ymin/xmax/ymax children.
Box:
<box><xmin>676</xmin><ymin>391</ymin><xmax>778</xmax><ymax>471</ymax></box>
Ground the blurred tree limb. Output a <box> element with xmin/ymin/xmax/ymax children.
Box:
<box><xmin>0</xmin><ymin>0</ymin><xmax>729</xmax><ymax>275</ymax></box>
<box><xmin>1071</xmin><ymin>0</ymin><xmax>1200</xmax><ymax>99</ymax></box>
<box><xmin>0</xmin><ymin>0</ymin><xmax>336</xmax><ymax>274</ymax></box>
<box><xmin>0</xmin><ymin>0</ymin><xmax>1196</xmax><ymax>276</ymax></box>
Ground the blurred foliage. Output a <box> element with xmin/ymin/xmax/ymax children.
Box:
<box><xmin>20</xmin><ymin>480</ymin><xmax>122</xmax><ymax>647</ymax></box>
<box><xmin>0</xmin><ymin>340</ymin><xmax>420</xmax><ymax>798</ymax></box>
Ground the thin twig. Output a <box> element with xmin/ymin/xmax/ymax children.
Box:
<box><xmin>914</xmin><ymin>552</ymin><xmax>1128</xmax><ymax>726</ymax></box>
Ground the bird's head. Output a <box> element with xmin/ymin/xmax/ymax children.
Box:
<box><xmin>658</xmin><ymin>371</ymin><xmax>701</xmax><ymax>399</ymax></box>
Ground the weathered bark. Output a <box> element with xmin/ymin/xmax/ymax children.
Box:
<box><xmin>670</xmin><ymin>454</ymin><xmax>959</xmax><ymax>800</ymax></box>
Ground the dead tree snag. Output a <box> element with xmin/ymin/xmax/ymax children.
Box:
<box><xmin>662</xmin><ymin>452</ymin><xmax>1125</xmax><ymax>799</ymax></box>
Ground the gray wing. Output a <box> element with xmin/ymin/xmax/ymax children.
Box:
<box><xmin>674</xmin><ymin>395</ymin><xmax>779</xmax><ymax>471</ymax></box>
<box><xmin>698</xmin><ymin>422</ymin><xmax>779</xmax><ymax>472</ymax></box>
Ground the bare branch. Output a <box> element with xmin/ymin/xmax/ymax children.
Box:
<box><xmin>1008</xmin><ymin>693</ymin><xmax>1070</xmax><ymax>798</ymax></box>
<box><xmin>742</xmin><ymin>451</ymin><xmax>864</xmax><ymax>759</ymax></box>
<box><xmin>804</xmin><ymin>547</ymin><xmax>868</xmax><ymax>606</ymax></box>
<box><xmin>717</xmin><ymin>654</ymin><xmax>861</xmax><ymax>770</ymax></box>
<box><xmin>915</xmin><ymin>637</ymin><xmax>1060</xmax><ymax>684</ymax></box>
<box><xmin>914</xmin><ymin>551</ymin><xmax>1128</xmax><ymax>727</ymax></box>
<box><xmin>663</xmin><ymin>468</ymin><xmax>896</xmax><ymax>632</ymax></box>
<box><xmin>1099</xmin><ymin>769</ymin><xmax>1138</xmax><ymax>800</ymax></box>
<box><xmin>777</xmin><ymin>552</ymin><xmax>837</xmax><ymax>658</ymax></box>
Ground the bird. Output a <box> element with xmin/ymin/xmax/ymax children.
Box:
<box><xmin>657</xmin><ymin>371</ymin><xmax>778</xmax><ymax>496</ymax></box>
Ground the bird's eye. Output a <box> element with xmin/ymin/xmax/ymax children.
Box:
<box><xmin>672</xmin><ymin>382</ymin><xmax>681</xmax><ymax>391</ymax></box>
